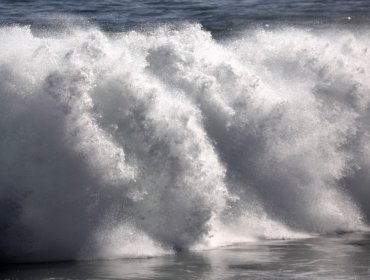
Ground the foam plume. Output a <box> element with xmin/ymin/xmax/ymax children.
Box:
<box><xmin>0</xmin><ymin>23</ymin><xmax>369</xmax><ymax>262</ymax></box>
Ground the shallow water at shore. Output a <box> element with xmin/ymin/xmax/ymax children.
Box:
<box><xmin>2</xmin><ymin>233</ymin><xmax>370</xmax><ymax>280</ymax></box>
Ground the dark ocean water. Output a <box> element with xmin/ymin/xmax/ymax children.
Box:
<box><xmin>2</xmin><ymin>0</ymin><xmax>370</xmax><ymax>279</ymax></box>
<box><xmin>1</xmin><ymin>0</ymin><xmax>370</xmax><ymax>34</ymax></box>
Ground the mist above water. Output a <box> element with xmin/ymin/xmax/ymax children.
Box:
<box><xmin>0</xmin><ymin>22</ymin><xmax>370</xmax><ymax>262</ymax></box>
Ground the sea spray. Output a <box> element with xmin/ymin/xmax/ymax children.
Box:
<box><xmin>0</xmin><ymin>23</ymin><xmax>369</xmax><ymax>262</ymax></box>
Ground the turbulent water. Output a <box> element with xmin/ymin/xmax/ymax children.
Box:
<box><xmin>1</xmin><ymin>0</ymin><xmax>370</xmax><ymax>267</ymax></box>
<box><xmin>1</xmin><ymin>22</ymin><xmax>370</xmax><ymax>263</ymax></box>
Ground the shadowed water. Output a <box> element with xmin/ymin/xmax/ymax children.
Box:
<box><xmin>2</xmin><ymin>233</ymin><xmax>370</xmax><ymax>279</ymax></box>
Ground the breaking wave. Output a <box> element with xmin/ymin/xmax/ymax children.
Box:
<box><xmin>1</xmin><ymin>22</ymin><xmax>370</xmax><ymax>262</ymax></box>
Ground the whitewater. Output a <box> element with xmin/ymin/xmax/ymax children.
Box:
<box><xmin>1</xmin><ymin>22</ymin><xmax>370</xmax><ymax>263</ymax></box>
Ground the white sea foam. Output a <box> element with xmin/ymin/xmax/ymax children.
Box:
<box><xmin>0</xmin><ymin>23</ymin><xmax>369</xmax><ymax>262</ymax></box>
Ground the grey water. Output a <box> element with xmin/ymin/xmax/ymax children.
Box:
<box><xmin>2</xmin><ymin>233</ymin><xmax>370</xmax><ymax>279</ymax></box>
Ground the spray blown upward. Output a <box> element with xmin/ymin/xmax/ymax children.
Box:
<box><xmin>0</xmin><ymin>23</ymin><xmax>369</xmax><ymax>262</ymax></box>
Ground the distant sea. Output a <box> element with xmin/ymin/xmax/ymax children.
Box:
<box><xmin>1</xmin><ymin>0</ymin><xmax>370</xmax><ymax>35</ymax></box>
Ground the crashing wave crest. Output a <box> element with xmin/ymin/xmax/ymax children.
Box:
<box><xmin>0</xmin><ymin>23</ymin><xmax>369</xmax><ymax>262</ymax></box>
